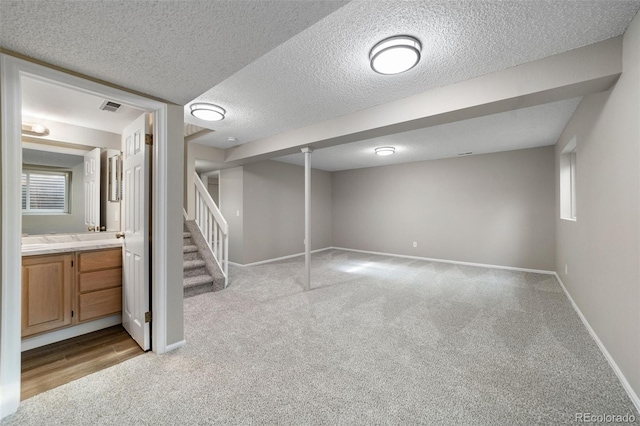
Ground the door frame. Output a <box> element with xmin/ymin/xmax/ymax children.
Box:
<box><xmin>201</xmin><ymin>170</ymin><xmax>221</xmax><ymax>208</ymax></box>
<box><xmin>1</xmin><ymin>54</ymin><xmax>177</xmax><ymax>417</ymax></box>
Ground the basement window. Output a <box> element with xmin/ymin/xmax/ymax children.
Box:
<box><xmin>22</xmin><ymin>168</ymin><xmax>70</xmax><ymax>214</ymax></box>
<box><xmin>560</xmin><ymin>137</ymin><xmax>577</xmax><ymax>221</ymax></box>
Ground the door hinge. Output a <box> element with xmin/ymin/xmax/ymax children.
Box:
<box><xmin>145</xmin><ymin>134</ymin><xmax>153</xmax><ymax>146</ymax></box>
<box><xmin>71</xmin><ymin>260</ymin><xmax>74</xmax><ymax>267</ymax></box>
<box><xmin>71</xmin><ymin>310</ymin><xmax>74</xmax><ymax>318</ymax></box>
<box><xmin>145</xmin><ymin>311</ymin><xmax>152</xmax><ymax>323</ymax></box>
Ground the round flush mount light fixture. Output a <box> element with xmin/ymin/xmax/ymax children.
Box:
<box><xmin>370</xmin><ymin>35</ymin><xmax>422</xmax><ymax>75</ymax></box>
<box><xmin>375</xmin><ymin>146</ymin><xmax>396</xmax><ymax>156</ymax></box>
<box><xmin>190</xmin><ymin>103</ymin><xmax>226</xmax><ymax>121</ymax></box>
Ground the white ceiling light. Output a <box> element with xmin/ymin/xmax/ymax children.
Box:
<box><xmin>190</xmin><ymin>103</ymin><xmax>226</xmax><ymax>121</ymax></box>
<box><xmin>370</xmin><ymin>35</ymin><xmax>422</xmax><ymax>75</ymax></box>
<box><xmin>375</xmin><ymin>146</ymin><xmax>395</xmax><ymax>156</ymax></box>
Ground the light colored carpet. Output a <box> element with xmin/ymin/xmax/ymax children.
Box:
<box><xmin>3</xmin><ymin>249</ymin><xmax>638</xmax><ymax>425</ymax></box>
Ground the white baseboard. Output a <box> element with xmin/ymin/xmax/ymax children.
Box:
<box><xmin>554</xmin><ymin>273</ymin><xmax>640</xmax><ymax>413</ymax></box>
<box><xmin>229</xmin><ymin>247</ymin><xmax>333</xmax><ymax>267</ymax></box>
<box><xmin>330</xmin><ymin>247</ymin><xmax>556</xmax><ymax>275</ymax></box>
<box><xmin>21</xmin><ymin>315</ymin><xmax>122</xmax><ymax>352</ymax></box>
<box><xmin>230</xmin><ymin>246</ymin><xmax>555</xmax><ymax>274</ymax></box>
<box><xmin>164</xmin><ymin>339</ymin><xmax>186</xmax><ymax>353</ymax></box>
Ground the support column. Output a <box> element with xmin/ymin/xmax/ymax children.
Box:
<box><xmin>301</xmin><ymin>147</ymin><xmax>313</xmax><ymax>291</ymax></box>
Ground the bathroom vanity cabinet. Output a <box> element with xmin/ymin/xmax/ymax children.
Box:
<box><xmin>21</xmin><ymin>254</ymin><xmax>74</xmax><ymax>337</ymax></box>
<box><xmin>21</xmin><ymin>247</ymin><xmax>122</xmax><ymax>338</ymax></box>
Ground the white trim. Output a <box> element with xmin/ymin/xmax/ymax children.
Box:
<box><xmin>164</xmin><ymin>339</ymin><xmax>186</xmax><ymax>352</ymax></box>
<box><xmin>228</xmin><ymin>247</ymin><xmax>554</xmax><ymax>273</ymax></box>
<box><xmin>21</xmin><ymin>315</ymin><xmax>121</xmax><ymax>352</ymax></box>
<box><xmin>0</xmin><ymin>54</ymin><xmax>23</xmax><ymax>419</ymax></box>
<box><xmin>330</xmin><ymin>247</ymin><xmax>556</xmax><ymax>275</ymax></box>
<box><xmin>229</xmin><ymin>247</ymin><xmax>332</xmax><ymax>267</ymax></box>
<box><xmin>151</xmin><ymin>106</ymin><xmax>168</xmax><ymax>355</ymax></box>
<box><xmin>183</xmin><ymin>208</ymin><xmax>188</xmax><ymax>222</ymax></box>
<box><xmin>0</xmin><ymin>54</ymin><xmax>174</xmax><ymax>418</ymax></box>
<box><xmin>554</xmin><ymin>273</ymin><xmax>640</xmax><ymax>413</ymax></box>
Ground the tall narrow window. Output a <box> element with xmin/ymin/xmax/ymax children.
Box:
<box><xmin>22</xmin><ymin>168</ymin><xmax>70</xmax><ymax>214</ymax></box>
<box><xmin>560</xmin><ymin>137</ymin><xmax>577</xmax><ymax>221</ymax></box>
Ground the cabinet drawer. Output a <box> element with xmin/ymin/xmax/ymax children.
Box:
<box><xmin>78</xmin><ymin>268</ymin><xmax>122</xmax><ymax>293</ymax></box>
<box><xmin>78</xmin><ymin>287</ymin><xmax>122</xmax><ymax>323</ymax></box>
<box><xmin>78</xmin><ymin>248</ymin><xmax>122</xmax><ymax>272</ymax></box>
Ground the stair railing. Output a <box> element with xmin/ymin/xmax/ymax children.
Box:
<box><xmin>193</xmin><ymin>172</ymin><xmax>229</xmax><ymax>288</ymax></box>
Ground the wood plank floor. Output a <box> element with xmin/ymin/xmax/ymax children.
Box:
<box><xmin>21</xmin><ymin>325</ymin><xmax>144</xmax><ymax>401</ymax></box>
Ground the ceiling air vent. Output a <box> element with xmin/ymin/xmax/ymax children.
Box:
<box><xmin>457</xmin><ymin>152</ymin><xmax>473</xmax><ymax>156</ymax></box>
<box><xmin>99</xmin><ymin>100</ymin><xmax>122</xmax><ymax>112</ymax></box>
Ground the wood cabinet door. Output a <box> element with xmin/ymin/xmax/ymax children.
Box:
<box><xmin>22</xmin><ymin>254</ymin><xmax>73</xmax><ymax>337</ymax></box>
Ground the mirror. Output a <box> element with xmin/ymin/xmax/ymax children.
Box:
<box><xmin>108</xmin><ymin>154</ymin><xmax>122</xmax><ymax>202</ymax></box>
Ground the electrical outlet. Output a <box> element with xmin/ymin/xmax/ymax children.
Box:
<box><xmin>565</xmin><ymin>264</ymin><xmax>568</xmax><ymax>275</ymax></box>
<box><xmin>236</xmin><ymin>210</ymin><xmax>240</xmax><ymax>217</ymax></box>
<box><xmin>413</xmin><ymin>241</ymin><xmax>418</xmax><ymax>248</ymax></box>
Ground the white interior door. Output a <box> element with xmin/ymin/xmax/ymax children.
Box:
<box><xmin>121</xmin><ymin>113</ymin><xmax>150</xmax><ymax>351</ymax></box>
<box><xmin>83</xmin><ymin>148</ymin><xmax>101</xmax><ymax>230</ymax></box>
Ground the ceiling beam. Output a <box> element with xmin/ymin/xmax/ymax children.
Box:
<box><xmin>223</xmin><ymin>36</ymin><xmax>622</xmax><ymax>165</ymax></box>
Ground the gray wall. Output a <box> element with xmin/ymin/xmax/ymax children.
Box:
<box><xmin>22</xmin><ymin>162</ymin><xmax>86</xmax><ymax>235</ymax></box>
<box><xmin>555</xmin><ymin>12</ymin><xmax>640</xmax><ymax>400</ymax></box>
<box><xmin>332</xmin><ymin>146</ymin><xmax>556</xmax><ymax>271</ymax></box>
<box><xmin>242</xmin><ymin>160</ymin><xmax>332</xmax><ymax>264</ymax></box>
<box><xmin>165</xmin><ymin>104</ymin><xmax>186</xmax><ymax>348</ymax></box>
<box><xmin>220</xmin><ymin>167</ymin><xmax>244</xmax><ymax>264</ymax></box>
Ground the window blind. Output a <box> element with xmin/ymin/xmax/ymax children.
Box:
<box><xmin>22</xmin><ymin>169</ymin><xmax>69</xmax><ymax>213</ymax></box>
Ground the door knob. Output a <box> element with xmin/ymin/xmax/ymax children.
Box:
<box><xmin>116</xmin><ymin>232</ymin><xmax>125</xmax><ymax>239</ymax></box>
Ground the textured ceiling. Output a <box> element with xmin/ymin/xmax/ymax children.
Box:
<box><xmin>188</xmin><ymin>0</ymin><xmax>640</xmax><ymax>148</ymax></box>
<box><xmin>22</xmin><ymin>77</ymin><xmax>143</xmax><ymax>134</ymax></box>
<box><xmin>274</xmin><ymin>98</ymin><xmax>582</xmax><ymax>172</ymax></box>
<box><xmin>3</xmin><ymin>1</ymin><xmax>639</xmax><ymax>171</ymax></box>
<box><xmin>0</xmin><ymin>1</ymin><xmax>348</xmax><ymax>104</ymax></box>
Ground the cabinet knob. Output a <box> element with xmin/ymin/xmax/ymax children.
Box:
<box><xmin>115</xmin><ymin>232</ymin><xmax>125</xmax><ymax>239</ymax></box>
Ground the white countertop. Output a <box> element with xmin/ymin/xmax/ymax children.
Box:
<box><xmin>22</xmin><ymin>232</ymin><xmax>123</xmax><ymax>256</ymax></box>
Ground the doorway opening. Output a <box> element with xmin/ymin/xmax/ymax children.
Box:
<box><xmin>18</xmin><ymin>75</ymin><xmax>147</xmax><ymax>392</ymax></box>
<box><xmin>2</xmin><ymin>53</ymin><xmax>178</xmax><ymax>418</ymax></box>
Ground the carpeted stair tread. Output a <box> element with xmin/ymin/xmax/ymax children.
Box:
<box><xmin>184</xmin><ymin>274</ymin><xmax>214</xmax><ymax>288</ymax></box>
<box><xmin>183</xmin><ymin>232</ymin><xmax>191</xmax><ymax>238</ymax></box>
<box><xmin>183</xmin><ymin>245</ymin><xmax>198</xmax><ymax>253</ymax></box>
<box><xmin>183</xmin><ymin>259</ymin><xmax>206</xmax><ymax>270</ymax></box>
